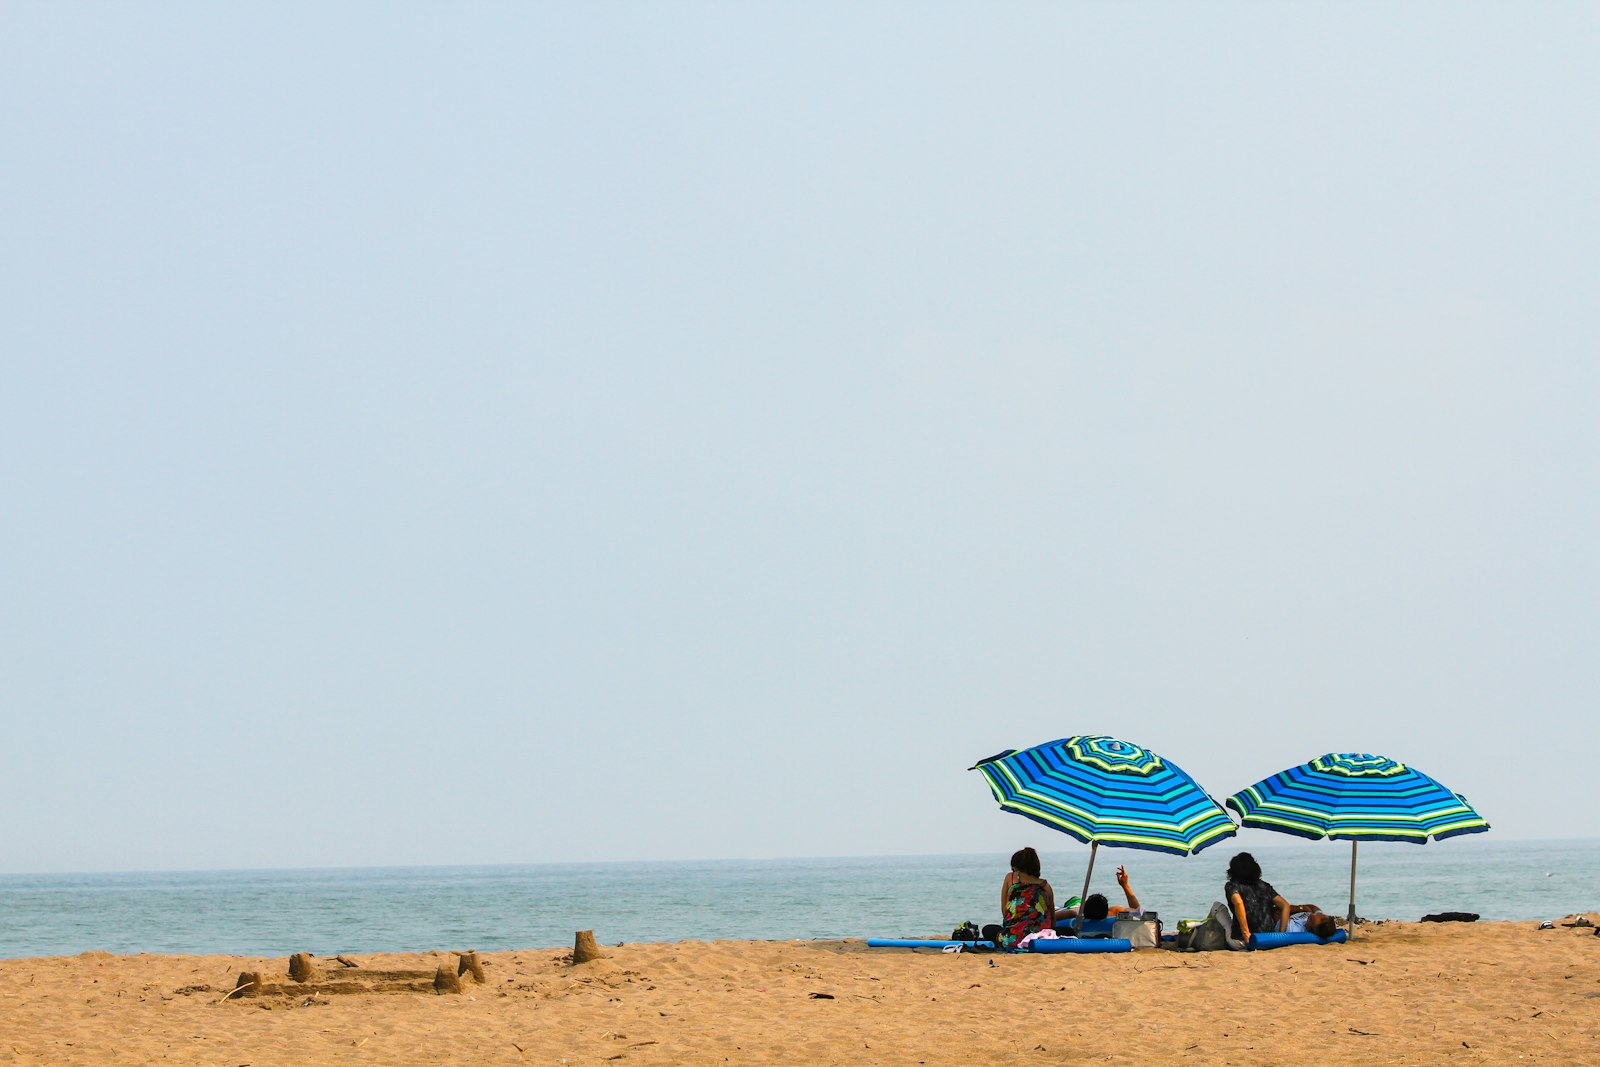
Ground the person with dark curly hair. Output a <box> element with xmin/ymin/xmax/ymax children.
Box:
<box><xmin>1224</xmin><ymin>852</ymin><xmax>1291</xmax><ymax>941</ymax></box>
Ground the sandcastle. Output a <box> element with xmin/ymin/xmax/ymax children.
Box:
<box><xmin>225</xmin><ymin>949</ymin><xmax>488</xmax><ymax>999</ymax></box>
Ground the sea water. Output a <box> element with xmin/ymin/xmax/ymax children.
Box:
<box><xmin>1</xmin><ymin>838</ymin><xmax>1594</xmax><ymax>959</ymax></box>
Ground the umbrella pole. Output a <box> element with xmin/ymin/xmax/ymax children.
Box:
<box><xmin>1074</xmin><ymin>841</ymin><xmax>1099</xmax><ymax>936</ymax></box>
<box><xmin>1346</xmin><ymin>840</ymin><xmax>1359</xmax><ymax>941</ymax></box>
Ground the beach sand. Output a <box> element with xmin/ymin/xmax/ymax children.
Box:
<box><xmin>1</xmin><ymin>920</ymin><xmax>1595</xmax><ymax>1065</ymax></box>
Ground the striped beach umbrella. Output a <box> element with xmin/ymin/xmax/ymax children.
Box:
<box><xmin>1225</xmin><ymin>753</ymin><xmax>1489</xmax><ymax>937</ymax></box>
<box><xmin>972</xmin><ymin>735</ymin><xmax>1237</xmax><ymax>930</ymax></box>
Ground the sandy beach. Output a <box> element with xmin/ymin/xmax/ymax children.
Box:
<box><xmin>1</xmin><ymin>920</ymin><xmax>1595</xmax><ymax>1065</ymax></box>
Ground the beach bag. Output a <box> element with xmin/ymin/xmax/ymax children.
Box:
<box><xmin>951</xmin><ymin>921</ymin><xmax>982</xmax><ymax>942</ymax></box>
<box><xmin>1184</xmin><ymin>901</ymin><xmax>1244</xmax><ymax>951</ymax></box>
<box><xmin>1182</xmin><ymin>916</ymin><xmax>1228</xmax><ymax>951</ymax></box>
<box><xmin>1112</xmin><ymin>911</ymin><xmax>1160</xmax><ymax>949</ymax></box>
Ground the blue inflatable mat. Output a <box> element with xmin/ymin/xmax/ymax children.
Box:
<box><xmin>865</xmin><ymin>938</ymin><xmax>995</xmax><ymax>949</ymax></box>
<box><xmin>1029</xmin><ymin>937</ymin><xmax>1131</xmax><ymax>953</ymax></box>
<box><xmin>1249</xmin><ymin>930</ymin><xmax>1348</xmax><ymax>950</ymax></box>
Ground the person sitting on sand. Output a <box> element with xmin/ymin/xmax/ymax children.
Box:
<box><xmin>997</xmin><ymin>847</ymin><xmax>1057</xmax><ymax>950</ymax></box>
<box><xmin>1224</xmin><ymin>852</ymin><xmax>1290</xmax><ymax>941</ymax></box>
<box><xmin>1054</xmin><ymin>865</ymin><xmax>1143</xmax><ymax>927</ymax></box>
<box><xmin>1285</xmin><ymin>905</ymin><xmax>1339</xmax><ymax>940</ymax></box>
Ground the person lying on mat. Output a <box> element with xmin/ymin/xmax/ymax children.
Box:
<box><xmin>1285</xmin><ymin>905</ymin><xmax>1339</xmax><ymax>940</ymax></box>
<box><xmin>1053</xmin><ymin>865</ymin><xmax>1143</xmax><ymax>926</ymax></box>
<box><xmin>997</xmin><ymin>847</ymin><xmax>1057</xmax><ymax>950</ymax></box>
<box><xmin>1224</xmin><ymin>851</ymin><xmax>1291</xmax><ymax>941</ymax></box>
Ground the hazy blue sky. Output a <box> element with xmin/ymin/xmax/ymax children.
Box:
<box><xmin>3</xmin><ymin>4</ymin><xmax>1595</xmax><ymax>873</ymax></box>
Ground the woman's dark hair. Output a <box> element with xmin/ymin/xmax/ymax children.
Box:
<box><xmin>1082</xmin><ymin>893</ymin><xmax>1109</xmax><ymax>921</ymax></box>
<box><xmin>1227</xmin><ymin>852</ymin><xmax>1262</xmax><ymax>885</ymax></box>
<box><xmin>1010</xmin><ymin>847</ymin><xmax>1041</xmax><ymax>878</ymax></box>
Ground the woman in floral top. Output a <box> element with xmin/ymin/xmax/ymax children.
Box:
<box><xmin>998</xmin><ymin>847</ymin><xmax>1057</xmax><ymax>950</ymax></box>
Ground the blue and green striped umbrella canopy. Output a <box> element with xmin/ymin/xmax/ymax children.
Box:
<box><xmin>1225</xmin><ymin>752</ymin><xmax>1489</xmax><ymax>843</ymax></box>
<box><xmin>971</xmin><ymin>735</ymin><xmax>1238</xmax><ymax>855</ymax></box>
